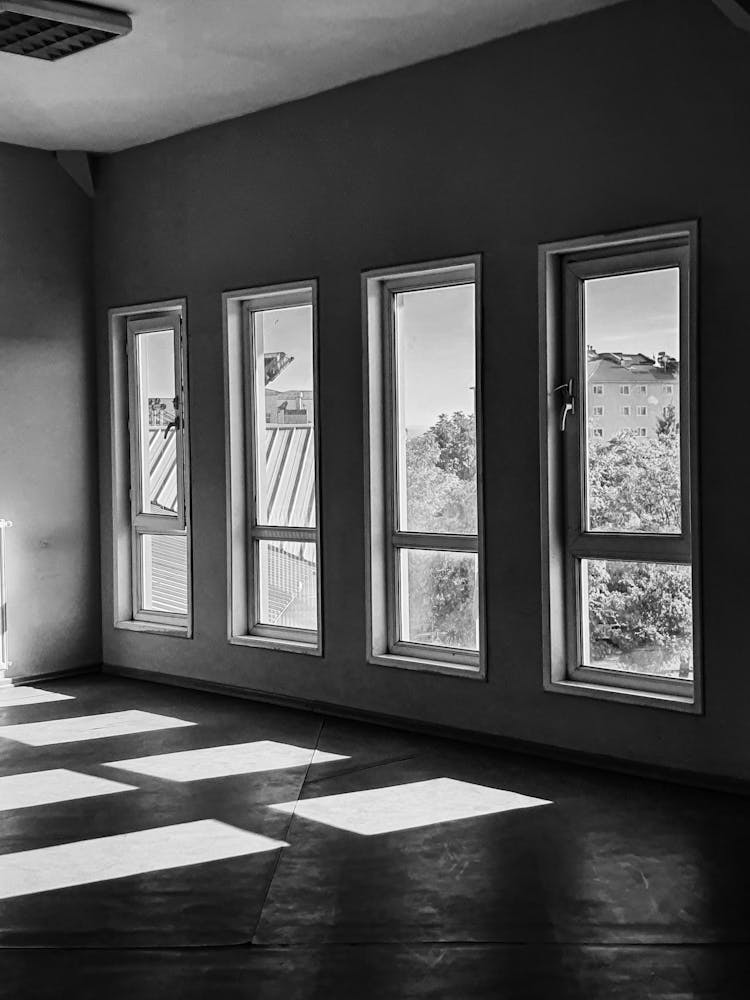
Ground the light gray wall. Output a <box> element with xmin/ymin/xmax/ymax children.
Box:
<box><xmin>94</xmin><ymin>0</ymin><xmax>750</xmax><ymax>781</ymax></box>
<box><xmin>0</xmin><ymin>143</ymin><xmax>100</xmax><ymax>678</ymax></box>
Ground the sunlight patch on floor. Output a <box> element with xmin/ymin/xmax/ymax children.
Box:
<box><xmin>0</xmin><ymin>687</ymin><xmax>75</xmax><ymax>708</ymax></box>
<box><xmin>0</xmin><ymin>819</ymin><xmax>288</xmax><ymax>900</ymax></box>
<box><xmin>0</xmin><ymin>769</ymin><xmax>136</xmax><ymax>812</ymax></box>
<box><xmin>270</xmin><ymin>777</ymin><xmax>552</xmax><ymax>835</ymax></box>
<box><xmin>0</xmin><ymin>710</ymin><xmax>194</xmax><ymax>746</ymax></box>
<box><xmin>103</xmin><ymin>740</ymin><xmax>348</xmax><ymax>782</ymax></box>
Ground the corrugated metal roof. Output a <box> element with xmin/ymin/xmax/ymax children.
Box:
<box><xmin>588</xmin><ymin>358</ymin><xmax>679</xmax><ymax>384</ymax></box>
<box><xmin>145</xmin><ymin>424</ymin><xmax>316</xmax><ymax>627</ymax></box>
<box><xmin>265</xmin><ymin>424</ymin><xmax>315</xmax><ymax>528</ymax></box>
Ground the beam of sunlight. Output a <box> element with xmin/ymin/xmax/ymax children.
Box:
<box><xmin>0</xmin><ymin>820</ymin><xmax>288</xmax><ymax>900</ymax></box>
<box><xmin>270</xmin><ymin>777</ymin><xmax>552</xmax><ymax>835</ymax></box>
<box><xmin>102</xmin><ymin>740</ymin><xmax>348</xmax><ymax>782</ymax></box>
<box><xmin>0</xmin><ymin>687</ymin><xmax>75</xmax><ymax>708</ymax></box>
<box><xmin>0</xmin><ymin>769</ymin><xmax>137</xmax><ymax>812</ymax></box>
<box><xmin>0</xmin><ymin>710</ymin><xmax>194</xmax><ymax>746</ymax></box>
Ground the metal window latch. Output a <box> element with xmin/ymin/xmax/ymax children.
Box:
<box><xmin>554</xmin><ymin>378</ymin><xmax>575</xmax><ymax>431</ymax></box>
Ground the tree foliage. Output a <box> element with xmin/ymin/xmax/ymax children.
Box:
<box><xmin>403</xmin><ymin>414</ymin><xmax>477</xmax><ymax>649</ymax></box>
<box><xmin>586</xmin><ymin>418</ymin><xmax>692</xmax><ymax>678</ymax></box>
<box><xmin>432</xmin><ymin>412</ymin><xmax>477</xmax><ymax>482</ymax></box>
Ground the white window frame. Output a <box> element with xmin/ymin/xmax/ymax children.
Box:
<box><xmin>637</xmin><ymin>385</ymin><xmax>648</xmax><ymax>395</ymax></box>
<box><xmin>363</xmin><ymin>256</ymin><xmax>485</xmax><ymax>679</ymax></box>
<box><xmin>591</xmin><ymin>428</ymin><xmax>603</xmax><ymax>438</ymax></box>
<box><xmin>621</xmin><ymin>405</ymin><xmax>632</xmax><ymax>416</ymax></box>
<box><xmin>109</xmin><ymin>299</ymin><xmax>192</xmax><ymax>637</ymax></box>
<box><xmin>619</xmin><ymin>385</ymin><xmax>631</xmax><ymax>395</ymax></box>
<box><xmin>636</xmin><ymin>405</ymin><xmax>648</xmax><ymax>416</ymax></box>
<box><xmin>539</xmin><ymin>222</ymin><xmax>701</xmax><ymax>713</ymax></box>
<box><xmin>592</xmin><ymin>384</ymin><xmax>603</xmax><ymax>395</ymax></box>
<box><xmin>592</xmin><ymin>405</ymin><xmax>604</xmax><ymax>416</ymax></box>
<box><xmin>664</xmin><ymin>385</ymin><xmax>674</xmax><ymax>395</ymax></box>
<box><xmin>223</xmin><ymin>281</ymin><xmax>322</xmax><ymax>655</ymax></box>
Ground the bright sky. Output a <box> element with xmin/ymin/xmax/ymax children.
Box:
<box><xmin>259</xmin><ymin>305</ymin><xmax>313</xmax><ymax>391</ymax></box>
<box><xmin>141</xmin><ymin>329</ymin><xmax>175</xmax><ymax>398</ymax></box>
<box><xmin>584</xmin><ymin>267</ymin><xmax>680</xmax><ymax>359</ymax></box>
<box><xmin>397</xmin><ymin>284</ymin><xmax>475</xmax><ymax>431</ymax></box>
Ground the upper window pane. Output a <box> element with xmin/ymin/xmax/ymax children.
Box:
<box><xmin>394</xmin><ymin>284</ymin><xmax>477</xmax><ymax>535</ymax></box>
<box><xmin>252</xmin><ymin>305</ymin><xmax>315</xmax><ymax>528</ymax></box>
<box><xmin>136</xmin><ymin>329</ymin><xmax>178</xmax><ymax>517</ymax></box>
<box><xmin>583</xmin><ymin>268</ymin><xmax>682</xmax><ymax>535</ymax></box>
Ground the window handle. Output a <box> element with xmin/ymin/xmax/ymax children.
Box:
<box><xmin>554</xmin><ymin>379</ymin><xmax>575</xmax><ymax>431</ymax></box>
<box><xmin>163</xmin><ymin>397</ymin><xmax>180</xmax><ymax>438</ymax></box>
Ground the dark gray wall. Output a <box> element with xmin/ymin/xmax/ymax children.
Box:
<box><xmin>95</xmin><ymin>0</ymin><xmax>750</xmax><ymax>781</ymax></box>
<box><xmin>0</xmin><ymin>143</ymin><xmax>100</xmax><ymax>677</ymax></box>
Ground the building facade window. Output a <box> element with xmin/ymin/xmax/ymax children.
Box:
<box><xmin>593</xmin><ymin>405</ymin><xmax>604</xmax><ymax>416</ymax></box>
<box><xmin>621</xmin><ymin>405</ymin><xmax>631</xmax><ymax>416</ymax></box>
<box><xmin>636</xmin><ymin>405</ymin><xmax>647</xmax><ymax>416</ymax></box>
<box><xmin>223</xmin><ymin>282</ymin><xmax>321</xmax><ymax>653</ymax></box>
<box><xmin>364</xmin><ymin>257</ymin><xmax>484</xmax><ymax>677</ymax></box>
<box><xmin>619</xmin><ymin>385</ymin><xmax>631</xmax><ymax>395</ymax></box>
<box><xmin>540</xmin><ymin>223</ymin><xmax>700</xmax><ymax>711</ymax></box>
<box><xmin>592</xmin><ymin>384</ymin><xmax>603</xmax><ymax>395</ymax></box>
<box><xmin>109</xmin><ymin>300</ymin><xmax>192</xmax><ymax>635</ymax></box>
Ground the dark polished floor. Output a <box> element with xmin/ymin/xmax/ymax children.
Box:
<box><xmin>0</xmin><ymin>675</ymin><xmax>748</xmax><ymax>998</ymax></box>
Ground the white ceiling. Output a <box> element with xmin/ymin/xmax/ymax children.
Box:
<box><xmin>0</xmin><ymin>0</ymin><xmax>624</xmax><ymax>153</ymax></box>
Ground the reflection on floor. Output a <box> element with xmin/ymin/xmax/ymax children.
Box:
<box><xmin>1</xmin><ymin>675</ymin><xmax>749</xmax><ymax>998</ymax></box>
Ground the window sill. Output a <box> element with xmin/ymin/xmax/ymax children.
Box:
<box><xmin>115</xmin><ymin>620</ymin><xmax>192</xmax><ymax>639</ymax></box>
<box><xmin>544</xmin><ymin>676</ymin><xmax>701</xmax><ymax>714</ymax></box>
<box><xmin>229</xmin><ymin>633</ymin><xmax>322</xmax><ymax>657</ymax></box>
<box><xmin>369</xmin><ymin>650</ymin><xmax>485</xmax><ymax>680</ymax></box>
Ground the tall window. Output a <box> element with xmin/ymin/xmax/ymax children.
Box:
<box><xmin>110</xmin><ymin>301</ymin><xmax>191</xmax><ymax>634</ymax></box>
<box><xmin>224</xmin><ymin>282</ymin><xmax>321</xmax><ymax>652</ymax></box>
<box><xmin>540</xmin><ymin>224</ymin><xmax>699</xmax><ymax>709</ymax></box>
<box><xmin>364</xmin><ymin>258</ymin><xmax>484</xmax><ymax>676</ymax></box>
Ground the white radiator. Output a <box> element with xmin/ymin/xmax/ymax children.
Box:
<box><xmin>0</xmin><ymin>518</ymin><xmax>12</xmax><ymax>675</ymax></box>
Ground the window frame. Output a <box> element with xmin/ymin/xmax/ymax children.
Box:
<box><xmin>109</xmin><ymin>299</ymin><xmax>192</xmax><ymax>637</ymax></box>
<box><xmin>363</xmin><ymin>256</ymin><xmax>485</xmax><ymax>679</ymax></box>
<box><xmin>539</xmin><ymin>223</ymin><xmax>701</xmax><ymax>712</ymax></box>
<box><xmin>223</xmin><ymin>281</ymin><xmax>322</xmax><ymax>655</ymax></box>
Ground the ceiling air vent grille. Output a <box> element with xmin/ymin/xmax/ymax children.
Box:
<box><xmin>0</xmin><ymin>2</ymin><xmax>131</xmax><ymax>60</ymax></box>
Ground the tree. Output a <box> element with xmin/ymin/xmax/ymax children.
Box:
<box><xmin>432</xmin><ymin>411</ymin><xmax>477</xmax><ymax>481</ymax></box>
<box><xmin>405</xmin><ymin>430</ymin><xmax>476</xmax><ymax>534</ymax></box>
<box><xmin>586</xmin><ymin>423</ymin><xmax>692</xmax><ymax>677</ymax></box>
<box><xmin>656</xmin><ymin>403</ymin><xmax>678</xmax><ymax>438</ymax></box>
<box><xmin>587</xmin><ymin>429</ymin><xmax>681</xmax><ymax>533</ymax></box>
<box><xmin>402</xmin><ymin>416</ymin><xmax>477</xmax><ymax>648</ymax></box>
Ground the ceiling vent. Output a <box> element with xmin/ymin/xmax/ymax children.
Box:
<box><xmin>0</xmin><ymin>1</ymin><xmax>131</xmax><ymax>60</ymax></box>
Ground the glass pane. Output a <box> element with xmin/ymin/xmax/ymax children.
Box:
<box><xmin>582</xmin><ymin>559</ymin><xmax>693</xmax><ymax>680</ymax></box>
<box><xmin>140</xmin><ymin>534</ymin><xmax>188</xmax><ymax>615</ymax></box>
<box><xmin>584</xmin><ymin>269</ymin><xmax>681</xmax><ymax>534</ymax></box>
<box><xmin>257</xmin><ymin>539</ymin><xmax>317</xmax><ymax>632</ymax></box>
<box><xmin>253</xmin><ymin>305</ymin><xmax>315</xmax><ymax>528</ymax></box>
<box><xmin>136</xmin><ymin>329</ymin><xmax>178</xmax><ymax>517</ymax></box>
<box><xmin>394</xmin><ymin>284</ymin><xmax>477</xmax><ymax>534</ymax></box>
<box><xmin>399</xmin><ymin>549</ymin><xmax>478</xmax><ymax>652</ymax></box>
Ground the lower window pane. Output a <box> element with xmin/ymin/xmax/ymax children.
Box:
<box><xmin>257</xmin><ymin>540</ymin><xmax>317</xmax><ymax>632</ymax></box>
<box><xmin>140</xmin><ymin>534</ymin><xmax>188</xmax><ymax>615</ymax></box>
<box><xmin>582</xmin><ymin>559</ymin><xmax>693</xmax><ymax>680</ymax></box>
<box><xmin>399</xmin><ymin>549</ymin><xmax>478</xmax><ymax>652</ymax></box>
